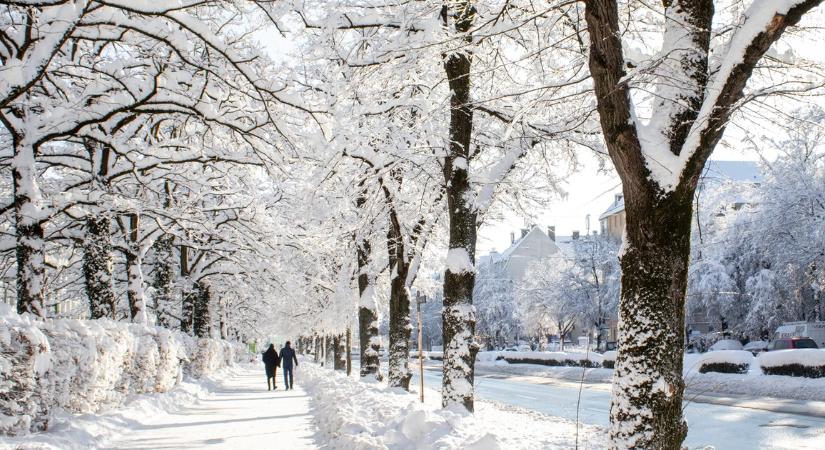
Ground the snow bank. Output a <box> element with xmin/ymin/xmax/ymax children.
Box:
<box><xmin>0</xmin><ymin>304</ymin><xmax>246</xmax><ymax>436</ymax></box>
<box><xmin>301</xmin><ymin>362</ymin><xmax>607</xmax><ymax>449</ymax></box>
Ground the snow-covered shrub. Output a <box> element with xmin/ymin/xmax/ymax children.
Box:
<box><xmin>188</xmin><ymin>338</ymin><xmax>225</xmax><ymax>378</ymax></box>
<box><xmin>0</xmin><ymin>306</ymin><xmax>242</xmax><ymax>436</ymax></box>
<box><xmin>475</xmin><ymin>351</ymin><xmax>502</xmax><ymax>362</ymax></box>
<box><xmin>696</xmin><ymin>350</ymin><xmax>753</xmax><ymax>374</ymax></box>
<box><xmin>0</xmin><ymin>305</ymin><xmax>50</xmax><ymax>435</ymax></box>
<box><xmin>759</xmin><ymin>350</ymin><xmax>825</xmax><ymax>378</ymax></box>
<box><xmin>602</xmin><ymin>351</ymin><xmax>617</xmax><ymax>369</ymax></box>
<box><xmin>154</xmin><ymin>328</ymin><xmax>185</xmax><ymax>392</ymax></box>
<box><xmin>427</xmin><ymin>351</ymin><xmax>444</xmax><ymax>361</ymax></box>
<box><xmin>495</xmin><ymin>351</ymin><xmax>604</xmax><ymax>368</ymax></box>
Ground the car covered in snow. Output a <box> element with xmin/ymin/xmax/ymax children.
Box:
<box><xmin>765</xmin><ymin>337</ymin><xmax>819</xmax><ymax>351</ymax></box>
<box><xmin>743</xmin><ymin>340</ymin><xmax>769</xmax><ymax>356</ymax></box>
<box><xmin>708</xmin><ymin>339</ymin><xmax>744</xmax><ymax>352</ymax></box>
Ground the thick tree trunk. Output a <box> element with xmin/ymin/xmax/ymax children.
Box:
<box><xmin>125</xmin><ymin>214</ymin><xmax>147</xmax><ymax>324</ymax></box>
<box><xmin>12</xmin><ymin>141</ymin><xmax>45</xmax><ymax>316</ymax></box>
<box><xmin>83</xmin><ymin>214</ymin><xmax>116</xmax><ymax>319</ymax></box>
<box><xmin>357</xmin><ymin>236</ymin><xmax>382</xmax><ymax>380</ymax></box>
<box><xmin>326</xmin><ymin>334</ymin><xmax>335</xmax><ymax>368</ymax></box>
<box><xmin>313</xmin><ymin>335</ymin><xmax>320</xmax><ymax>363</ymax></box>
<box><xmin>387</xmin><ymin>220</ymin><xmax>412</xmax><ymax>389</ymax></box>
<box><xmin>441</xmin><ymin>0</ymin><xmax>479</xmax><ymax>412</ymax></box>
<box><xmin>346</xmin><ymin>328</ymin><xmax>352</xmax><ymax>376</ymax></box>
<box><xmin>180</xmin><ymin>246</ymin><xmax>194</xmax><ymax>334</ymax></box>
<box><xmin>193</xmin><ymin>281</ymin><xmax>211</xmax><ymax>338</ymax></box>
<box><xmin>151</xmin><ymin>235</ymin><xmax>175</xmax><ymax>328</ymax></box>
<box><xmin>333</xmin><ymin>334</ymin><xmax>346</xmax><ymax>371</ymax></box>
<box><xmin>610</xmin><ymin>190</ymin><xmax>693</xmax><ymax>449</ymax></box>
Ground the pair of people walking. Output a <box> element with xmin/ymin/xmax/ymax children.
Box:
<box><xmin>262</xmin><ymin>341</ymin><xmax>298</xmax><ymax>391</ymax></box>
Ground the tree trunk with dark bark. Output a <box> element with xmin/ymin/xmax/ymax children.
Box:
<box><xmin>193</xmin><ymin>281</ymin><xmax>211</xmax><ymax>338</ymax></box>
<box><xmin>386</xmin><ymin>213</ymin><xmax>412</xmax><ymax>389</ymax></box>
<box><xmin>180</xmin><ymin>245</ymin><xmax>194</xmax><ymax>334</ymax></box>
<box><xmin>440</xmin><ymin>0</ymin><xmax>479</xmax><ymax>412</ymax></box>
<box><xmin>357</xmin><ymin>234</ymin><xmax>382</xmax><ymax>380</ymax></box>
<box><xmin>333</xmin><ymin>334</ymin><xmax>346</xmax><ymax>371</ymax></box>
<box><xmin>151</xmin><ymin>235</ymin><xmax>175</xmax><ymax>328</ymax></box>
<box><xmin>125</xmin><ymin>213</ymin><xmax>147</xmax><ymax>324</ymax></box>
<box><xmin>83</xmin><ymin>214</ymin><xmax>116</xmax><ymax>319</ymax></box>
<box><xmin>582</xmin><ymin>0</ymin><xmax>824</xmax><ymax>447</ymax></box>
<box><xmin>346</xmin><ymin>328</ymin><xmax>352</xmax><ymax>376</ymax></box>
<box><xmin>12</xmin><ymin>140</ymin><xmax>45</xmax><ymax>316</ymax></box>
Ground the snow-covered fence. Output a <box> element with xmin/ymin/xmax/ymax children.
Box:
<box><xmin>0</xmin><ymin>304</ymin><xmax>246</xmax><ymax>436</ymax></box>
<box><xmin>758</xmin><ymin>349</ymin><xmax>825</xmax><ymax>378</ymax></box>
<box><xmin>494</xmin><ymin>351</ymin><xmax>604</xmax><ymax>368</ymax></box>
<box><xmin>696</xmin><ymin>350</ymin><xmax>753</xmax><ymax>374</ymax></box>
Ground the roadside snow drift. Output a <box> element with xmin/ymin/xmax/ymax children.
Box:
<box><xmin>301</xmin><ymin>362</ymin><xmax>607</xmax><ymax>449</ymax></box>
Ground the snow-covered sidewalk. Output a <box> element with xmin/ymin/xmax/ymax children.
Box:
<box><xmin>104</xmin><ymin>366</ymin><xmax>318</xmax><ymax>449</ymax></box>
<box><xmin>1</xmin><ymin>365</ymin><xmax>318</xmax><ymax>450</ymax></box>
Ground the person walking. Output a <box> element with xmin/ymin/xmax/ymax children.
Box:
<box><xmin>262</xmin><ymin>344</ymin><xmax>280</xmax><ymax>391</ymax></box>
<box><xmin>280</xmin><ymin>341</ymin><xmax>299</xmax><ymax>390</ymax></box>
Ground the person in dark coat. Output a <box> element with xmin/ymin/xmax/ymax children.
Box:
<box><xmin>262</xmin><ymin>344</ymin><xmax>280</xmax><ymax>390</ymax></box>
<box><xmin>279</xmin><ymin>341</ymin><xmax>299</xmax><ymax>390</ymax></box>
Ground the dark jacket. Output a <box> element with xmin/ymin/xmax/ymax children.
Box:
<box><xmin>280</xmin><ymin>346</ymin><xmax>298</xmax><ymax>368</ymax></box>
<box><xmin>262</xmin><ymin>347</ymin><xmax>279</xmax><ymax>377</ymax></box>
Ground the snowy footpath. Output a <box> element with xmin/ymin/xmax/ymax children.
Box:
<box><xmin>1</xmin><ymin>366</ymin><xmax>318</xmax><ymax>450</ymax></box>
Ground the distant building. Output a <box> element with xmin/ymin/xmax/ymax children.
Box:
<box><xmin>598</xmin><ymin>160</ymin><xmax>763</xmax><ymax>242</ymax></box>
<box><xmin>483</xmin><ymin>226</ymin><xmax>563</xmax><ymax>281</ymax></box>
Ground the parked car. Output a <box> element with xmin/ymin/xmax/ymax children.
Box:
<box><xmin>708</xmin><ymin>339</ymin><xmax>744</xmax><ymax>351</ymax></box>
<box><xmin>743</xmin><ymin>340</ymin><xmax>769</xmax><ymax>356</ymax></box>
<box><xmin>766</xmin><ymin>337</ymin><xmax>819</xmax><ymax>351</ymax></box>
<box><xmin>517</xmin><ymin>344</ymin><xmax>532</xmax><ymax>352</ymax></box>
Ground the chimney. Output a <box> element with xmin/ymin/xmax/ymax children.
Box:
<box><xmin>510</xmin><ymin>232</ymin><xmax>515</xmax><ymax>244</ymax></box>
<box><xmin>521</xmin><ymin>228</ymin><xmax>529</xmax><ymax>239</ymax></box>
<box><xmin>572</xmin><ymin>230</ymin><xmax>580</xmax><ymax>240</ymax></box>
<box><xmin>547</xmin><ymin>226</ymin><xmax>556</xmax><ymax>242</ymax></box>
<box><xmin>615</xmin><ymin>193</ymin><xmax>623</xmax><ymax>205</ymax></box>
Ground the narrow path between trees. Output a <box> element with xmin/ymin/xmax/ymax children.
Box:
<box><xmin>104</xmin><ymin>367</ymin><xmax>319</xmax><ymax>450</ymax></box>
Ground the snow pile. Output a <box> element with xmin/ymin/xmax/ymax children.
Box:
<box><xmin>495</xmin><ymin>351</ymin><xmax>604</xmax><ymax>368</ymax></box>
<box><xmin>758</xmin><ymin>349</ymin><xmax>825</xmax><ymax>377</ymax></box>
<box><xmin>0</xmin><ymin>304</ymin><xmax>246</xmax><ymax>436</ymax></box>
<box><xmin>301</xmin><ymin>362</ymin><xmax>607</xmax><ymax>449</ymax></box>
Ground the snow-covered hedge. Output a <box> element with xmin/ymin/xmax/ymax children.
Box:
<box><xmin>696</xmin><ymin>350</ymin><xmax>753</xmax><ymax>374</ymax></box>
<box><xmin>758</xmin><ymin>349</ymin><xmax>825</xmax><ymax>378</ymax></box>
<box><xmin>602</xmin><ymin>351</ymin><xmax>617</xmax><ymax>369</ymax></box>
<box><xmin>495</xmin><ymin>351</ymin><xmax>604</xmax><ymax>368</ymax></box>
<box><xmin>426</xmin><ymin>351</ymin><xmax>443</xmax><ymax>361</ymax></box>
<box><xmin>0</xmin><ymin>304</ymin><xmax>246</xmax><ymax>436</ymax></box>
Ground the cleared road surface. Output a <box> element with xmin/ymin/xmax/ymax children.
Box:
<box><xmin>408</xmin><ymin>364</ymin><xmax>825</xmax><ymax>449</ymax></box>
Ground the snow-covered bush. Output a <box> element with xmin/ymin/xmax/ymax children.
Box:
<box><xmin>602</xmin><ymin>351</ymin><xmax>617</xmax><ymax>369</ymax></box>
<box><xmin>0</xmin><ymin>306</ymin><xmax>243</xmax><ymax>436</ymax></box>
<box><xmin>495</xmin><ymin>351</ymin><xmax>604</xmax><ymax>368</ymax></box>
<box><xmin>0</xmin><ymin>305</ymin><xmax>50</xmax><ymax>435</ymax></box>
<box><xmin>759</xmin><ymin>350</ymin><xmax>825</xmax><ymax>378</ymax></box>
<box><xmin>696</xmin><ymin>350</ymin><xmax>753</xmax><ymax>374</ymax></box>
<box><xmin>427</xmin><ymin>351</ymin><xmax>443</xmax><ymax>361</ymax></box>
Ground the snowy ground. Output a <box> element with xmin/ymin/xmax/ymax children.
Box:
<box><xmin>303</xmin><ymin>362</ymin><xmax>606</xmax><ymax>449</ymax></box>
<box><xmin>0</xmin><ymin>365</ymin><xmax>317</xmax><ymax>450</ymax></box>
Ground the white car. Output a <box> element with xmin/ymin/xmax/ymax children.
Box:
<box><xmin>708</xmin><ymin>339</ymin><xmax>744</xmax><ymax>351</ymax></box>
<box><xmin>742</xmin><ymin>340</ymin><xmax>769</xmax><ymax>355</ymax></box>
